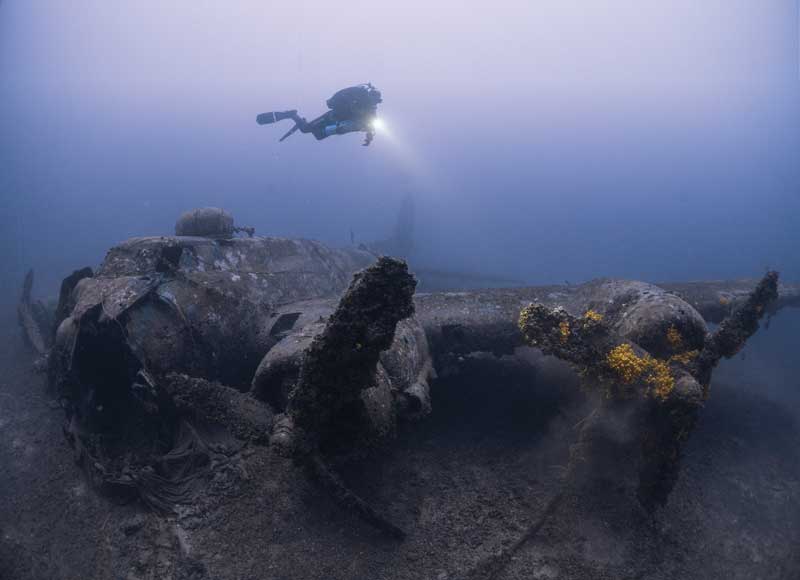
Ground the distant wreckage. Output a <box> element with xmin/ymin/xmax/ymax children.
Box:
<box><xmin>18</xmin><ymin>207</ymin><xmax>800</xmax><ymax>539</ymax></box>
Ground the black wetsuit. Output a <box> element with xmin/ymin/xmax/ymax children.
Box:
<box><xmin>287</xmin><ymin>109</ymin><xmax>373</xmax><ymax>141</ymax></box>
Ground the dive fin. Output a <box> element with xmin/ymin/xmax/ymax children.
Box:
<box><xmin>279</xmin><ymin>124</ymin><xmax>300</xmax><ymax>142</ymax></box>
<box><xmin>257</xmin><ymin>110</ymin><xmax>299</xmax><ymax>126</ymax></box>
<box><xmin>256</xmin><ymin>112</ymin><xmax>278</xmax><ymax>125</ymax></box>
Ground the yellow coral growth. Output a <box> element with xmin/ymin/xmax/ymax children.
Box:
<box><xmin>559</xmin><ymin>320</ymin><xmax>571</xmax><ymax>343</ymax></box>
<box><xmin>606</xmin><ymin>344</ymin><xmax>649</xmax><ymax>383</ymax></box>
<box><xmin>606</xmin><ymin>343</ymin><xmax>676</xmax><ymax>401</ymax></box>
<box><xmin>518</xmin><ymin>304</ymin><xmax>533</xmax><ymax>332</ymax></box>
<box><xmin>583</xmin><ymin>309</ymin><xmax>603</xmax><ymax>322</ymax></box>
<box><xmin>669</xmin><ymin>350</ymin><xmax>698</xmax><ymax>366</ymax></box>
<box><xmin>666</xmin><ymin>325</ymin><xmax>683</xmax><ymax>351</ymax></box>
<box><xmin>518</xmin><ymin>305</ymin><xmax>540</xmax><ymax>345</ymax></box>
<box><xmin>646</xmin><ymin>358</ymin><xmax>674</xmax><ymax>400</ymax></box>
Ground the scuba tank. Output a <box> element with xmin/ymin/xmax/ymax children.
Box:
<box><xmin>326</xmin><ymin>84</ymin><xmax>382</xmax><ymax>116</ymax></box>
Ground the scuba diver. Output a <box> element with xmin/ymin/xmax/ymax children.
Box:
<box><xmin>257</xmin><ymin>83</ymin><xmax>382</xmax><ymax>146</ymax></box>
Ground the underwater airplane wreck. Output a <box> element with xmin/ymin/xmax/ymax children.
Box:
<box><xmin>16</xmin><ymin>207</ymin><xmax>800</xmax><ymax>578</ymax></box>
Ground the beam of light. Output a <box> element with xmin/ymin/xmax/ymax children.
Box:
<box><xmin>372</xmin><ymin>115</ymin><xmax>424</xmax><ymax>176</ymax></box>
<box><xmin>371</xmin><ymin>114</ymin><xmax>453</xmax><ymax>206</ymax></box>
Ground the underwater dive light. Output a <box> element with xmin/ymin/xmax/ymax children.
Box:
<box><xmin>371</xmin><ymin>117</ymin><xmax>386</xmax><ymax>132</ymax></box>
